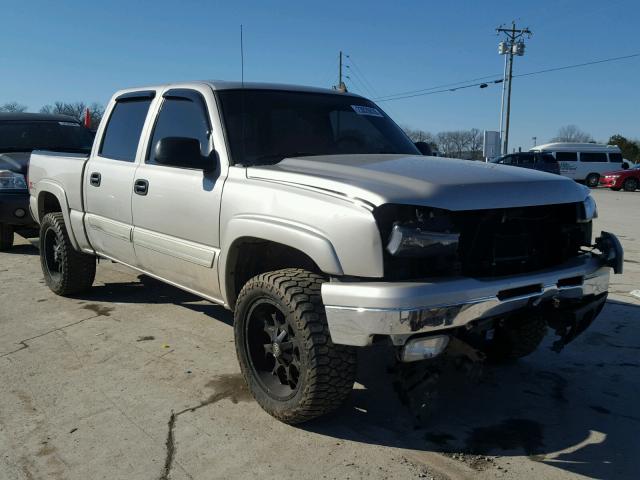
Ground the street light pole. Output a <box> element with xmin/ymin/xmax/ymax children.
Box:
<box><xmin>496</xmin><ymin>22</ymin><xmax>532</xmax><ymax>155</ymax></box>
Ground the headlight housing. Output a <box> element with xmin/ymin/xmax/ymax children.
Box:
<box><xmin>578</xmin><ymin>195</ymin><xmax>598</xmax><ymax>223</ymax></box>
<box><xmin>0</xmin><ymin>170</ymin><xmax>27</xmax><ymax>190</ymax></box>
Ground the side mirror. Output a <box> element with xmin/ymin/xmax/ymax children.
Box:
<box><xmin>414</xmin><ymin>141</ymin><xmax>432</xmax><ymax>156</ymax></box>
<box><xmin>154</xmin><ymin>137</ymin><xmax>213</xmax><ymax>170</ymax></box>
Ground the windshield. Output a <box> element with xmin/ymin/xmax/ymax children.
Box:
<box><xmin>216</xmin><ymin>89</ymin><xmax>419</xmax><ymax>166</ymax></box>
<box><xmin>0</xmin><ymin>120</ymin><xmax>94</xmax><ymax>154</ymax></box>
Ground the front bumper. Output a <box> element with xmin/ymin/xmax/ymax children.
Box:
<box><xmin>322</xmin><ymin>233</ymin><xmax>622</xmax><ymax>347</ymax></box>
<box><xmin>0</xmin><ymin>191</ymin><xmax>35</xmax><ymax>226</ymax></box>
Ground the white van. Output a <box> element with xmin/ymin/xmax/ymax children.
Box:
<box><xmin>530</xmin><ymin>143</ymin><xmax>632</xmax><ymax>187</ymax></box>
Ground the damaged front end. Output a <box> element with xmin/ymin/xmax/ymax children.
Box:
<box><xmin>322</xmin><ymin>197</ymin><xmax>623</xmax><ymax>357</ymax></box>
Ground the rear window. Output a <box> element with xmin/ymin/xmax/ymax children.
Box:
<box><xmin>555</xmin><ymin>152</ymin><xmax>577</xmax><ymax>162</ymax></box>
<box><xmin>99</xmin><ymin>99</ymin><xmax>152</xmax><ymax>161</ymax></box>
<box><xmin>609</xmin><ymin>153</ymin><xmax>623</xmax><ymax>163</ymax></box>
<box><xmin>580</xmin><ymin>152</ymin><xmax>607</xmax><ymax>163</ymax></box>
<box><xmin>0</xmin><ymin>121</ymin><xmax>93</xmax><ymax>153</ymax></box>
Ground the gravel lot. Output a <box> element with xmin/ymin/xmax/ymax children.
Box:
<box><xmin>1</xmin><ymin>188</ymin><xmax>638</xmax><ymax>480</ymax></box>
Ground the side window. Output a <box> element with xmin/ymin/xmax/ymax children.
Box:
<box><xmin>99</xmin><ymin>99</ymin><xmax>152</xmax><ymax>161</ymax></box>
<box><xmin>555</xmin><ymin>152</ymin><xmax>577</xmax><ymax>162</ymax></box>
<box><xmin>609</xmin><ymin>153</ymin><xmax>623</xmax><ymax>163</ymax></box>
<box><xmin>518</xmin><ymin>153</ymin><xmax>534</xmax><ymax>164</ymax></box>
<box><xmin>147</xmin><ymin>95</ymin><xmax>210</xmax><ymax>166</ymax></box>
<box><xmin>580</xmin><ymin>152</ymin><xmax>607</xmax><ymax>163</ymax></box>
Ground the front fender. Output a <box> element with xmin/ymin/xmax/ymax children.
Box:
<box><xmin>219</xmin><ymin>214</ymin><xmax>344</xmax><ymax>306</ymax></box>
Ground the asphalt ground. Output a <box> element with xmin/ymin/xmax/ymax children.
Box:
<box><xmin>0</xmin><ymin>187</ymin><xmax>638</xmax><ymax>480</ymax></box>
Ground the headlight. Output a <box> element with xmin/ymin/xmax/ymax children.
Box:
<box><xmin>578</xmin><ymin>195</ymin><xmax>598</xmax><ymax>223</ymax></box>
<box><xmin>0</xmin><ymin>170</ymin><xmax>27</xmax><ymax>190</ymax></box>
<box><xmin>387</xmin><ymin>224</ymin><xmax>459</xmax><ymax>257</ymax></box>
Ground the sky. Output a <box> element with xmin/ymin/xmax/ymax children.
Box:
<box><xmin>1</xmin><ymin>0</ymin><xmax>638</xmax><ymax>150</ymax></box>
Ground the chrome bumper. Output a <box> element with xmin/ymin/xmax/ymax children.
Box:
<box><xmin>322</xmin><ymin>248</ymin><xmax>618</xmax><ymax>347</ymax></box>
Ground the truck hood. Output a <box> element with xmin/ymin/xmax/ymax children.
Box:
<box><xmin>0</xmin><ymin>152</ymin><xmax>30</xmax><ymax>175</ymax></box>
<box><xmin>247</xmin><ymin>154</ymin><xmax>589</xmax><ymax>210</ymax></box>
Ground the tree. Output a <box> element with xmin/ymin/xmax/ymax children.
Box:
<box><xmin>608</xmin><ymin>134</ymin><xmax>640</xmax><ymax>163</ymax></box>
<box><xmin>40</xmin><ymin>101</ymin><xmax>104</xmax><ymax>129</ymax></box>
<box><xmin>0</xmin><ymin>101</ymin><xmax>28</xmax><ymax>113</ymax></box>
<box><xmin>402</xmin><ymin>126</ymin><xmax>438</xmax><ymax>151</ymax></box>
<box><xmin>551</xmin><ymin>125</ymin><xmax>593</xmax><ymax>143</ymax></box>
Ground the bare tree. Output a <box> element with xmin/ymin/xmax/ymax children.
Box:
<box><xmin>551</xmin><ymin>125</ymin><xmax>593</xmax><ymax>143</ymax></box>
<box><xmin>402</xmin><ymin>126</ymin><xmax>435</xmax><ymax>144</ymax></box>
<box><xmin>0</xmin><ymin>101</ymin><xmax>28</xmax><ymax>113</ymax></box>
<box><xmin>40</xmin><ymin>101</ymin><xmax>104</xmax><ymax>128</ymax></box>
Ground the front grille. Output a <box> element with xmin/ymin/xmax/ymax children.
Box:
<box><xmin>377</xmin><ymin>202</ymin><xmax>591</xmax><ymax>280</ymax></box>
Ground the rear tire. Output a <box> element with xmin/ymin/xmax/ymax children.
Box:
<box><xmin>0</xmin><ymin>223</ymin><xmax>14</xmax><ymax>250</ymax></box>
<box><xmin>485</xmin><ymin>313</ymin><xmax>547</xmax><ymax>362</ymax></box>
<box><xmin>623</xmin><ymin>177</ymin><xmax>638</xmax><ymax>192</ymax></box>
<box><xmin>611</xmin><ymin>187</ymin><xmax>621</xmax><ymax>191</ymax></box>
<box><xmin>40</xmin><ymin>212</ymin><xmax>96</xmax><ymax>295</ymax></box>
<box><xmin>234</xmin><ymin>268</ymin><xmax>357</xmax><ymax>424</ymax></box>
<box><xmin>585</xmin><ymin>173</ymin><xmax>600</xmax><ymax>188</ymax></box>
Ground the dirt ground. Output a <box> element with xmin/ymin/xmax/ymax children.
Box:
<box><xmin>1</xmin><ymin>188</ymin><xmax>638</xmax><ymax>480</ymax></box>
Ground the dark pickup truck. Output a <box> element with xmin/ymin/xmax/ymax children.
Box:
<box><xmin>0</xmin><ymin>113</ymin><xmax>93</xmax><ymax>249</ymax></box>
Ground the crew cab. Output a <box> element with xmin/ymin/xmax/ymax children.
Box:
<box><xmin>0</xmin><ymin>113</ymin><xmax>93</xmax><ymax>249</ymax></box>
<box><xmin>28</xmin><ymin>81</ymin><xmax>623</xmax><ymax>424</ymax></box>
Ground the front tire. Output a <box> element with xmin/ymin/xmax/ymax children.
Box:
<box><xmin>0</xmin><ymin>223</ymin><xmax>14</xmax><ymax>250</ymax></box>
<box><xmin>585</xmin><ymin>173</ymin><xmax>600</xmax><ymax>188</ymax></box>
<box><xmin>234</xmin><ymin>268</ymin><xmax>357</xmax><ymax>424</ymax></box>
<box><xmin>40</xmin><ymin>212</ymin><xmax>96</xmax><ymax>295</ymax></box>
<box><xmin>623</xmin><ymin>177</ymin><xmax>638</xmax><ymax>192</ymax></box>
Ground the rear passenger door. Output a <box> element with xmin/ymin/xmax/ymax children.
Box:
<box><xmin>84</xmin><ymin>91</ymin><xmax>155</xmax><ymax>266</ymax></box>
<box><xmin>131</xmin><ymin>87</ymin><xmax>226</xmax><ymax>301</ymax></box>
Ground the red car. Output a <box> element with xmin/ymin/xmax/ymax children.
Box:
<box><xmin>599</xmin><ymin>164</ymin><xmax>640</xmax><ymax>191</ymax></box>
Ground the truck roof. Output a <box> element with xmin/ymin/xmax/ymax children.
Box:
<box><xmin>112</xmin><ymin>80</ymin><xmax>363</xmax><ymax>99</ymax></box>
<box><xmin>0</xmin><ymin>112</ymin><xmax>80</xmax><ymax>123</ymax></box>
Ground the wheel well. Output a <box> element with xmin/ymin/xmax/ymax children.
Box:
<box><xmin>38</xmin><ymin>192</ymin><xmax>62</xmax><ymax>220</ymax></box>
<box><xmin>226</xmin><ymin>238</ymin><xmax>322</xmax><ymax>309</ymax></box>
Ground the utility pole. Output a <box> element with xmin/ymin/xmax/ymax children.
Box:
<box><xmin>496</xmin><ymin>22</ymin><xmax>532</xmax><ymax>155</ymax></box>
<box><xmin>335</xmin><ymin>51</ymin><xmax>347</xmax><ymax>92</ymax></box>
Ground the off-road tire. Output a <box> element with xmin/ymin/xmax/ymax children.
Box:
<box><xmin>234</xmin><ymin>268</ymin><xmax>357</xmax><ymax>424</ymax></box>
<box><xmin>40</xmin><ymin>212</ymin><xmax>96</xmax><ymax>295</ymax></box>
<box><xmin>585</xmin><ymin>173</ymin><xmax>600</xmax><ymax>188</ymax></box>
<box><xmin>623</xmin><ymin>177</ymin><xmax>638</xmax><ymax>192</ymax></box>
<box><xmin>486</xmin><ymin>313</ymin><xmax>547</xmax><ymax>362</ymax></box>
<box><xmin>0</xmin><ymin>223</ymin><xmax>14</xmax><ymax>250</ymax></box>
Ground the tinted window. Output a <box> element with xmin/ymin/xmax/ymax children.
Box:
<box><xmin>609</xmin><ymin>153</ymin><xmax>623</xmax><ymax>163</ymax></box>
<box><xmin>516</xmin><ymin>153</ymin><xmax>534</xmax><ymax>164</ymax></box>
<box><xmin>0</xmin><ymin>121</ymin><xmax>93</xmax><ymax>153</ymax></box>
<box><xmin>536</xmin><ymin>153</ymin><xmax>557</xmax><ymax>163</ymax></box>
<box><xmin>555</xmin><ymin>152</ymin><xmax>577</xmax><ymax>162</ymax></box>
<box><xmin>580</xmin><ymin>152</ymin><xmax>607</xmax><ymax>163</ymax></box>
<box><xmin>100</xmin><ymin>99</ymin><xmax>152</xmax><ymax>161</ymax></box>
<box><xmin>217</xmin><ymin>90</ymin><xmax>418</xmax><ymax>166</ymax></box>
<box><xmin>147</xmin><ymin>96</ymin><xmax>210</xmax><ymax>166</ymax></box>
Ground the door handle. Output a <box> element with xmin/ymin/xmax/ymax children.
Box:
<box><xmin>134</xmin><ymin>179</ymin><xmax>149</xmax><ymax>196</ymax></box>
<box><xmin>89</xmin><ymin>172</ymin><xmax>101</xmax><ymax>187</ymax></box>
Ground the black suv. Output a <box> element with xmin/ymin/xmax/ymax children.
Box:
<box><xmin>0</xmin><ymin>113</ymin><xmax>93</xmax><ymax>250</ymax></box>
<box><xmin>492</xmin><ymin>152</ymin><xmax>560</xmax><ymax>175</ymax></box>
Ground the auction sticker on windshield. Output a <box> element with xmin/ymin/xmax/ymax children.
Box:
<box><xmin>351</xmin><ymin>105</ymin><xmax>383</xmax><ymax>117</ymax></box>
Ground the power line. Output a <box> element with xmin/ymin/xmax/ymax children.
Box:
<box><xmin>375</xmin><ymin>52</ymin><xmax>640</xmax><ymax>103</ymax></box>
<box><xmin>515</xmin><ymin>52</ymin><xmax>640</xmax><ymax>78</ymax></box>
<box><xmin>376</xmin><ymin>79</ymin><xmax>504</xmax><ymax>102</ymax></box>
